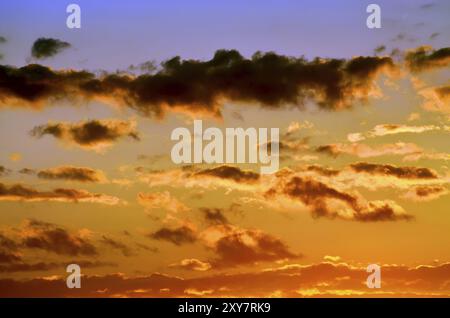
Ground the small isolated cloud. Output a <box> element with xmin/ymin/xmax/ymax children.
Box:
<box><xmin>30</xmin><ymin>119</ymin><xmax>139</xmax><ymax>151</ymax></box>
<box><xmin>402</xmin><ymin>185</ymin><xmax>448</xmax><ymax>202</ymax></box>
<box><xmin>31</xmin><ymin>38</ymin><xmax>71</xmax><ymax>59</ymax></box>
<box><xmin>429</xmin><ymin>32</ymin><xmax>440</xmax><ymax>40</ymax></box>
<box><xmin>36</xmin><ymin>166</ymin><xmax>106</xmax><ymax>183</ymax></box>
<box><xmin>169</xmin><ymin>258</ymin><xmax>212</xmax><ymax>271</ymax></box>
<box><xmin>323</xmin><ymin>255</ymin><xmax>341</xmax><ymax>262</ymax></box>
<box><xmin>100</xmin><ymin>235</ymin><xmax>134</xmax><ymax>256</ymax></box>
<box><xmin>194</xmin><ymin>165</ymin><xmax>260</xmax><ymax>183</ymax></box>
<box><xmin>201</xmin><ymin>208</ymin><xmax>229</xmax><ymax>225</ymax></box>
<box><xmin>374</xmin><ymin>45</ymin><xmax>386</xmax><ymax>54</ymax></box>
<box><xmin>201</xmin><ymin>224</ymin><xmax>300</xmax><ymax>268</ymax></box>
<box><xmin>148</xmin><ymin>226</ymin><xmax>197</xmax><ymax>246</ymax></box>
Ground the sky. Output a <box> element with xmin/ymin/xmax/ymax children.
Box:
<box><xmin>0</xmin><ymin>0</ymin><xmax>449</xmax><ymax>297</ymax></box>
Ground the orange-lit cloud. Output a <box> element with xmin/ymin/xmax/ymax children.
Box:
<box><xmin>30</xmin><ymin>119</ymin><xmax>139</xmax><ymax>152</ymax></box>
<box><xmin>0</xmin><ymin>182</ymin><xmax>123</xmax><ymax>205</ymax></box>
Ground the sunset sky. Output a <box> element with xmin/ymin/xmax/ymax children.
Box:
<box><xmin>0</xmin><ymin>0</ymin><xmax>449</xmax><ymax>297</ymax></box>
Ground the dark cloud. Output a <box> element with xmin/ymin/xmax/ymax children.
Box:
<box><xmin>201</xmin><ymin>208</ymin><xmax>229</xmax><ymax>225</ymax></box>
<box><xmin>267</xmin><ymin>175</ymin><xmax>412</xmax><ymax>222</ymax></box>
<box><xmin>405</xmin><ymin>46</ymin><xmax>450</xmax><ymax>72</ymax></box>
<box><xmin>100</xmin><ymin>235</ymin><xmax>134</xmax><ymax>256</ymax></box>
<box><xmin>429</xmin><ymin>32</ymin><xmax>440</xmax><ymax>39</ymax></box>
<box><xmin>0</xmin><ymin>261</ymin><xmax>60</xmax><ymax>273</ymax></box>
<box><xmin>195</xmin><ymin>165</ymin><xmax>260</xmax><ymax>183</ymax></box>
<box><xmin>30</xmin><ymin>119</ymin><xmax>139</xmax><ymax>150</ymax></box>
<box><xmin>0</xmin><ymin>260</ymin><xmax>115</xmax><ymax>273</ymax></box>
<box><xmin>354</xmin><ymin>202</ymin><xmax>413</xmax><ymax>222</ymax></box>
<box><xmin>18</xmin><ymin>168</ymin><xmax>36</xmax><ymax>175</ymax></box>
<box><xmin>0</xmin><ymin>233</ymin><xmax>19</xmax><ymax>251</ymax></box>
<box><xmin>414</xmin><ymin>185</ymin><xmax>446</xmax><ymax>197</ymax></box>
<box><xmin>37</xmin><ymin>166</ymin><xmax>105</xmax><ymax>182</ymax></box>
<box><xmin>0</xmin><ymin>182</ymin><xmax>121</xmax><ymax>204</ymax></box>
<box><xmin>149</xmin><ymin>226</ymin><xmax>197</xmax><ymax>246</ymax></box>
<box><xmin>420</xmin><ymin>3</ymin><xmax>435</xmax><ymax>9</ymax></box>
<box><xmin>435</xmin><ymin>85</ymin><xmax>450</xmax><ymax>99</ymax></box>
<box><xmin>21</xmin><ymin>219</ymin><xmax>97</xmax><ymax>256</ymax></box>
<box><xmin>350</xmin><ymin>162</ymin><xmax>437</xmax><ymax>179</ymax></box>
<box><xmin>280</xmin><ymin>176</ymin><xmax>359</xmax><ymax>218</ymax></box>
<box><xmin>403</xmin><ymin>185</ymin><xmax>449</xmax><ymax>202</ymax></box>
<box><xmin>0</xmin><ymin>166</ymin><xmax>11</xmax><ymax>176</ymax></box>
<box><xmin>207</xmin><ymin>225</ymin><xmax>299</xmax><ymax>268</ymax></box>
<box><xmin>315</xmin><ymin>145</ymin><xmax>341</xmax><ymax>157</ymax></box>
<box><xmin>0</xmin><ymin>49</ymin><xmax>397</xmax><ymax>116</ymax></box>
<box><xmin>31</xmin><ymin>38</ymin><xmax>71</xmax><ymax>59</ymax></box>
<box><xmin>306</xmin><ymin>165</ymin><xmax>340</xmax><ymax>177</ymax></box>
<box><xmin>0</xmin><ymin>36</ymin><xmax>6</xmax><ymax>43</ymax></box>
<box><xmin>0</xmin><ymin>250</ymin><xmax>21</xmax><ymax>264</ymax></box>
<box><xmin>374</xmin><ymin>45</ymin><xmax>386</xmax><ymax>54</ymax></box>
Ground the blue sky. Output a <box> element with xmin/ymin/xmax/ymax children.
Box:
<box><xmin>1</xmin><ymin>0</ymin><xmax>448</xmax><ymax>70</ymax></box>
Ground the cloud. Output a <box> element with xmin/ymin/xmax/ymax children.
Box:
<box><xmin>30</xmin><ymin>119</ymin><xmax>139</xmax><ymax>151</ymax></box>
<box><xmin>316</xmin><ymin>142</ymin><xmax>422</xmax><ymax>158</ymax></box>
<box><xmin>350</xmin><ymin>162</ymin><xmax>437</xmax><ymax>179</ymax></box>
<box><xmin>148</xmin><ymin>226</ymin><xmax>197</xmax><ymax>246</ymax></box>
<box><xmin>347</xmin><ymin>124</ymin><xmax>442</xmax><ymax>142</ymax></box>
<box><xmin>0</xmin><ymin>250</ymin><xmax>21</xmax><ymax>264</ymax></box>
<box><xmin>0</xmin><ymin>50</ymin><xmax>397</xmax><ymax>115</ymax></box>
<box><xmin>201</xmin><ymin>224</ymin><xmax>299</xmax><ymax>267</ymax></box>
<box><xmin>21</xmin><ymin>219</ymin><xmax>97</xmax><ymax>256</ymax></box>
<box><xmin>4</xmin><ymin>260</ymin><xmax>450</xmax><ymax>297</ymax></box>
<box><xmin>418</xmin><ymin>85</ymin><xmax>450</xmax><ymax>114</ymax></box>
<box><xmin>100</xmin><ymin>235</ymin><xmax>134</xmax><ymax>256</ymax></box>
<box><xmin>430</xmin><ymin>32</ymin><xmax>440</xmax><ymax>40</ymax></box>
<box><xmin>402</xmin><ymin>185</ymin><xmax>448</xmax><ymax>202</ymax></box>
<box><xmin>18</xmin><ymin>168</ymin><xmax>36</xmax><ymax>175</ymax></box>
<box><xmin>31</xmin><ymin>38</ymin><xmax>71</xmax><ymax>59</ymax></box>
<box><xmin>266</xmin><ymin>175</ymin><xmax>412</xmax><ymax>222</ymax></box>
<box><xmin>374</xmin><ymin>45</ymin><xmax>386</xmax><ymax>54</ymax></box>
<box><xmin>137</xmin><ymin>191</ymin><xmax>189</xmax><ymax>214</ymax></box>
<box><xmin>0</xmin><ymin>182</ymin><xmax>122</xmax><ymax>205</ymax></box>
<box><xmin>0</xmin><ymin>221</ymin><xmax>121</xmax><ymax>272</ymax></box>
<box><xmin>0</xmin><ymin>166</ymin><xmax>11</xmax><ymax>176</ymax></box>
<box><xmin>201</xmin><ymin>208</ymin><xmax>229</xmax><ymax>225</ymax></box>
<box><xmin>420</xmin><ymin>3</ymin><xmax>435</xmax><ymax>9</ymax></box>
<box><xmin>405</xmin><ymin>46</ymin><xmax>450</xmax><ymax>73</ymax></box>
<box><xmin>305</xmin><ymin>165</ymin><xmax>340</xmax><ymax>177</ymax></box>
<box><xmin>36</xmin><ymin>166</ymin><xmax>106</xmax><ymax>182</ymax></box>
<box><xmin>137</xmin><ymin>165</ymin><xmax>261</xmax><ymax>191</ymax></box>
<box><xmin>169</xmin><ymin>258</ymin><xmax>212</xmax><ymax>271</ymax></box>
<box><xmin>194</xmin><ymin>165</ymin><xmax>260</xmax><ymax>184</ymax></box>
<box><xmin>0</xmin><ymin>260</ymin><xmax>115</xmax><ymax>273</ymax></box>
<box><xmin>0</xmin><ymin>36</ymin><xmax>6</xmax><ymax>43</ymax></box>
